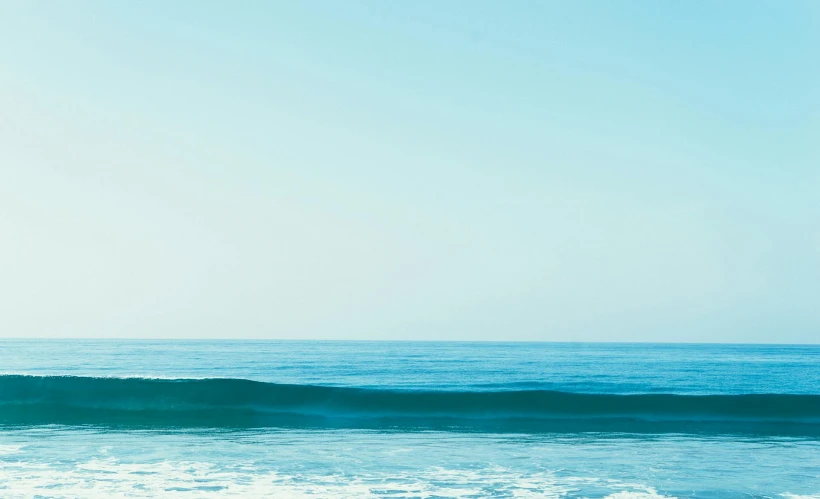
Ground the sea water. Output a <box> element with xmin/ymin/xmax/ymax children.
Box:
<box><xmin>0</xmin><ymin>341</ymin><xmax>818</xmax><ymax>498</ymax></box>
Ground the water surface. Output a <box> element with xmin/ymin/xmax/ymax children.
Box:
<box><xmin>1</xmin><ymin>341</ymin><xmax>818</xmax><ymax>498</ymax></box>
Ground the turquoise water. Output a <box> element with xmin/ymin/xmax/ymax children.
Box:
<box><xmin>1</xmin><ymin>341</ymin><xmax>819</xmax><ymax>497</ymax></box>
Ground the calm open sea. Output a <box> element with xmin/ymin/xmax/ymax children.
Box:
<box><xmin>1</xmin><ymin>340</ymin><xmax>818</xmax><ymax>498</ymax></box>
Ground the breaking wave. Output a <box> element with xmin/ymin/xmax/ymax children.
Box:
<box><xmin>1</xmin><ymin>375</ymin><xmax>818</xmax><ymax>434</ymax></box>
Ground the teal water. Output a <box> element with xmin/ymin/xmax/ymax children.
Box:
<box><xmin>1</xmin><ymin>341</ymin><xmax>818</xmax><ymax>498</ymax></box>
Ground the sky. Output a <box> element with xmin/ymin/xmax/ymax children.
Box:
<box><xmin>1</xmin><ymin>1</ymin><xmax>818</xmax><ymax>342</ymax></box>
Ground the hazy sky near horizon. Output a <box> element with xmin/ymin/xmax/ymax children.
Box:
<box><xmin>1</xmin><ymin>1</ymin><xmax>818</xmax><ymax>342</ymax></box>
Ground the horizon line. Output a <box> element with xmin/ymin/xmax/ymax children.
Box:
<box><xmin>0</xmin><ymin>337</ymin><xmax>817</xmax><ymax>346</ymax></box>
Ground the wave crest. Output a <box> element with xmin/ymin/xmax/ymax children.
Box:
<box><xmin>2</xmin><ymin>375</ymin><xmax>818</xmax><ymax>433</ymax></box>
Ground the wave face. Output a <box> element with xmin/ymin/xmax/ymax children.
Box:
<box><xmin>2</xmin><ymin>375</ymin><xmax>819</xmax><ymax>434</ymax></box>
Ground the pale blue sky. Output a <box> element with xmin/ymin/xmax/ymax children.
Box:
<box><xmin>1</xmin><ymin>1</ymin><xmax>818</xmax><ymax>341</ymax></box>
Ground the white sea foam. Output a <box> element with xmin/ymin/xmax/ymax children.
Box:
<box><xmin>0</xmin><ymin>456</ymin><xmax>696</xmax><ymax>499</ymax></box>
<box><xmin>0</xmin><ymin>444</ymin><xmax>23</xmax><ymax>455</ymax></box>
<box><xmin>603</xmin><ymin>491</ymin><xmax>677</xmax><ymax>499</ymax></box>
<box><xmin>0</xmin><ymin>457</ymin><xmax>623</xmax><ymax>498</ymax></box>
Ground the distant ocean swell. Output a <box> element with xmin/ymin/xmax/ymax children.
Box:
<box><xmin>2</xmin><ymin>375</ymin><xmax>819</xmax><ymax>434</ymax></box>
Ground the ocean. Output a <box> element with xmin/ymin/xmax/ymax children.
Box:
<box><xmin>0</xmin><ymin>340</ymin><xmax>818</xmax><ymax>498</ymax></box>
